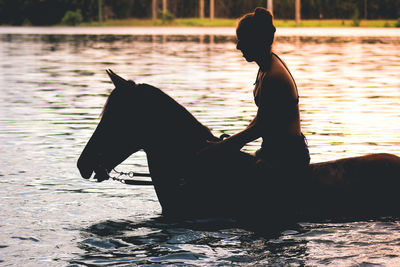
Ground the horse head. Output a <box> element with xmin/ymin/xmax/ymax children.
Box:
<box><xmin>78</xmin><ymin>69</ymin><xmax>216</xmax><ymax>186</ymax></box>
<box><xmin>77</xmin><ymin>70</ymin><xmax>148</xmax><ymax>182</ymax></box>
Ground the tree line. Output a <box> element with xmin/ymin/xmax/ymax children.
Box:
<box><xmin>0</xmin><ymin>0</ymin><xmax>398</xmax><ymax>26</ymax></box>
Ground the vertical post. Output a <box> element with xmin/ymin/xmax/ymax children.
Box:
<box><xmin>210</xmin><ymin>0</ymin><xmax>214</xmax><ymax>20</ymax></box>
<box><xmin>163</xmin><ymin>0</ymin><xmax>167</xmax><ymax>14</ymax></box>
<box><xmin>98</xmin><ymin>0</ymin><xmax>103</xmax><ymax>22</ymax></box>
<box><xmin>152</xmin><ymin>0</ymin><xmax>157</xmax><ymax>20</ymax></box>
<box><xmin>200</xmin><ymin>0</ymin><xmax>204</xmax><ymax>19</ymax></box>
<box><xmin>364</xmin><ymin>0</ymin><xmax>367</xmax><ymax>19</ymax></box>
<box><xmin>295</xmin><ymin>0</ymin><xmax>301</xmax><ymax>24</ymax></box>
<box><xmin>267</xmin><ymin>0</ymin><xmax>273</xmax><ymax>14</ymax></box>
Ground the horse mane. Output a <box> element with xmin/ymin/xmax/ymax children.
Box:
<box><xmin>100</xmin><ymin>89</ymin><xmax>115</xmax><ymax>118</ymax></box>
<box><xmin>138</xmin><ymin>83</ymin><xmax>212</xmax><ymax>136</ymax></box>
<box><xmin>99</xmin><ymin>82</ymin><xmax>215</xmax><ymax>142</ymax></box>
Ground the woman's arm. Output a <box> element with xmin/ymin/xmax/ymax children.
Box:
<box><xmin>220</xmin><ymin>119</ymin><xmax>261</xmax><ymax>150</ymax></box>
<box><xmin>221</xmin><ymin>76</ymin><xmax>293</xmax><ymax>152</ymax></box>
<box><xmin>198</xmin><ymin>76</ymin><xmax>291</xmax><ymax>155</ymax></box>
<box><xmin>198</xmin><ymin>114</ymin><xmax>262</xmax><ymax>156</ymax></box>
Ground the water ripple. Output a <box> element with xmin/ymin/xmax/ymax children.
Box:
<box><xmin>0</xmin><ymin>30</ymin><xmax>399</xmax><ymax>266</ymax></box>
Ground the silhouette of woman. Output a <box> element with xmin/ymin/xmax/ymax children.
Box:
<box><xmin>200</xmin><ymin>7</ymin><xmax>310</xmax><ymax>170</ymax></box>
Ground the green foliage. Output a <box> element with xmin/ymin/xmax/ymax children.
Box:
<box><xmin>78</xmin><ymin>18</ymin><xmax>396</xmax><ymax>28</ymax></box>
<box><xmin>0</xmin><ymin>0</ymin><xmax>27</xmax><ymax>25</ymax></box>
<box><xmin>396</xmin><ymin>18</ymin><xmax>400</xmax><ymax>28</ymax></box>
<box><xmin>22</xmin><ymin>18</ymin><xmax>32</xmax><ymax>26</ymax></box>
<box><xmin>0</xmin><ymin>0</ymin><xmax>399</xmax><ymax>25</ymax></box>
<box><xmin>159</xmin><ymin>9</ymin><xmax>175</xmax><ymax>23</ymax></box>
<box><xmin>61</xmin><ymin>10</ymin><xmax>83</xmax><ymax>26</ymax></box>
<box><xmin>24</xmin><ymin>0</ymin><xmax>68</xmax><ymax>25</ymax></box>
<box><xmin>351</xmin><ymin>9</ymin><xmax>361</xmax><ymax>27</ymax></box>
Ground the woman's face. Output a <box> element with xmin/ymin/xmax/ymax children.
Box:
<box><xmin>236</xmin><ymin>30</ymin><xmax>263</xmax><ymax>62</ymax></box>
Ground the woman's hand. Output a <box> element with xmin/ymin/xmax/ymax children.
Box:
<box><xmin>197</xmin><ymin>138</ymin><xmax>237</xmax><ymax>159</ymax></box>
<box><xmin>197</xmin><ymin>140</ymin><xmax>223</xmax><ymax>157</ymax></box>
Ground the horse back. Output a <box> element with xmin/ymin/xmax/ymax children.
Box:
<box><xmin>310</xmin><ymin>153</ymin><xmax>400</xmax><ymax>185</ymax></box>
<box><xmin>307</xmin><ymin>153</ymin><xmax>400</xmax><ymax>218</ymax></box>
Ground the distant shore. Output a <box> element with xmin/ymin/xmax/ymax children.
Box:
<box><xmin>1</xmin><ymin>26</ymin><xmax>399</xmax><ymax>39</ymax></box>
<box><xmin>77</xmin><ymin>18</ymin><xmax>399</xmax><ymax>28</ymax></box>
<box><xmin>1</xmin><ymin>18</ymin><xmax>399</xmax><ymax>28</ymax></box>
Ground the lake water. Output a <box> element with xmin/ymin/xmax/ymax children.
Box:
<box><xmin>0</xmin><ymin>27</ymin><xmax>399</xmax><ymax>266</ymax></box>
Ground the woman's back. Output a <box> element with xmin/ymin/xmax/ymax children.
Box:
<box><xmin>253</xmin><ymin>53</ymin><xmax>301</xmax><ymax>139</ymax></box>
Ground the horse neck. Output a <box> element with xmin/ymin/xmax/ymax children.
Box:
<box><xmin>144</xmin><ymin>110</ymin><xmax>212</xmax><ymax>159</ymax></box>
<box><xmin>138</xmin><ymin>84</ymin><xmax>214</xmax><ymax>161</ymax></box>
<box><xmin>135</xmin><ymin>88</ymin><xmax>214</xmax><ymax>213</ymax></box>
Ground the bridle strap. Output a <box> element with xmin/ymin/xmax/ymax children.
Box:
<box><xmin>109</xmin><ymin>168</ymin><xmax>153</xmax><ymax>186</ymax></box>
<box><xmin>102</xmin><ymin>133</ymin><xmax>229</xmax><ymax>186</ymax></box>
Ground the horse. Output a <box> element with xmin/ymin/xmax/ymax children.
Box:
<box><xmin>77</xmin><ymin>70</ymin><xmax>400</xmax><ymax>226</ymax></box>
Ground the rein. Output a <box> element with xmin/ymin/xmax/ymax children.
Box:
<box><xmin>109</xmin><ymin>168</ymin><xmax>153</xmax><ymax>186</ymax></box>
<box><xmin>100</xmin><ymin>134</ymin><xmax>230</xmax><ymax>186</ymax></box>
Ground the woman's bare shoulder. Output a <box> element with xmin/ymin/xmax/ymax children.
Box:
<box><xmin>270</xmin><ymin>55</ymin><xmax>290</xmax><ymax>80</ymax></box>
<box><xmin>263</xmin><ymin>56</ymin><xmax>297</xmax><ymax>98</ymax></box>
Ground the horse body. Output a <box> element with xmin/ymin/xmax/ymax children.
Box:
<box><xmin>306</xmin><ymin>153</ymin><xmax>400</xmax><ymax>219</ymax></box>
<box><xmin>77</xmin><ymin>71</ymin><xmax>400</xmax><ymax>222</ymax></box>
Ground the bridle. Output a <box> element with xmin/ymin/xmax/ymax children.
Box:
<box><xmin>93</xmin><ymin>156</ymin><xmax>153</xmax><ymax>185</ymax></box>
<box><xmin>108</xmin><ymin>168</ymin><xmax>153</xmax><ymax>186</ymax></box>
<box><xmin>90</xmin><ymin>146</ymin><xmax>153</xmax><ymax>185</ymax></box>
<box><xmin>92</xmin><ymin>134</ymin><xmax>230</xmax><ymax>186</ymax></box>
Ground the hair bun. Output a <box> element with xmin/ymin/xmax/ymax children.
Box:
<box><xmin>254</xmin><ymin>7</ymin><xmax>269</xmax><ymax>15</ymax></box>
<box><xmin>253</xmin><ymin>7</ymin><xmax>275</xmax><ymax>34</ymax></box>
<box><xmin>236</xmin><ymin>6</ymin><xmax>276</xmax><ymax>47</ymax></box>
<box><xmin>254</xmin><ymin>7</ymin><xmax>272</xmax><ymax>21</ymax></box>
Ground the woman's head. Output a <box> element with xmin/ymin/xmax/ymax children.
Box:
<box><xmin>236</xmin><ymin>7</ymin><xmax>276</xmax><ymax>62</ymax></box>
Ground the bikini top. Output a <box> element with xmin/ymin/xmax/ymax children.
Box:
<box><xmin>253</xmin><ymin>53</ymin><xmax>299</xmax><ymax>106</ymax></box>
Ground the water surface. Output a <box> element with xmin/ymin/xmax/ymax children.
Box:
<box><xmin>0</xmin><ymin>27</ymin><xmax>399</xmax><ymax>266</ymax></box>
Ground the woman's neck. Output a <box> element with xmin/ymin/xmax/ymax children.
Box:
<box><xmin>256</xmin><ymin>49</ymin><xmax>272</xmax><ymax>72</ymax></box>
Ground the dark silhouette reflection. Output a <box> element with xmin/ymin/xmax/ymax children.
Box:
<box><xmin>70</xmin><ymin>217</ymin><xmax>307</xmax><ymax>266</ymax></box>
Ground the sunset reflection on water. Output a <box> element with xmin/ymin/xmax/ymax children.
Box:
<box><xmin>0</xmin><ymin>27</ymin><xmax>399</xmax><ymax>266</ymax></box>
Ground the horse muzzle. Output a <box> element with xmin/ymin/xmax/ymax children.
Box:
<box><xmin>77</xmin><ymin>154</ymin><xmax>94</xmax><ymax>179</ymax></box>
<box><xmin>77</xmin><ymin>152</ymin><xmax>113</xmax><ymax>182</ymax></box>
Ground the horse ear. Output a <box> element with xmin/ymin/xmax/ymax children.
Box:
<box><xmin>106</xmin><ymin>69</ymin><xmax>134</xmax><ymax>89</ymax></box>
